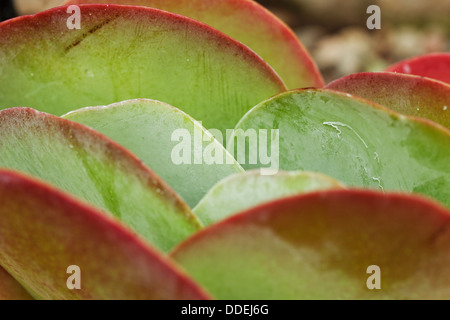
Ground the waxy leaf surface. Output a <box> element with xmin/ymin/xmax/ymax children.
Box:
<box><xmin>172</xmin><ymin>190</ymin><xmax>450</xmax><ymax>299</ymax></box>
<box><xmin>0</xmin><ymin>170</ymin><xmax>210</xmax><ymax>300</ymax></box>
<box><xmin>0</xmin><ymin>5</ymin><xmax>286</xmax><ymax>134</ymax></box>
<box><xmin>64</xmin><ymin>99</ymin><xmax>244</xmax><ymax>208</ymax></box>
<box><xmin>194</xmin><ymin>170</ymin><xmax>344</xmax><ymax>226</ymax></box>
<box><xmin>0</xmin><ymin>108</ymin><xmax>201</xmax><ymax>252</ymax></box>
<box><xmin>231</xmin><ymin>89</ymin><xmax>450</xmax><ymax>208</ymax></box>
<box><xmin>327</xmin><ymin>72</ymin><xmax>450</xmax><ymax>129</ymax></box>
<box><xmin>385</xmin><ymin>53</ymin><xmax>450</xmax><ymax>85</ymax></box>
<box><xmin>65</xmin><ymin>0</ymin><xmax>323</xmax><ymax>89</ymax></box>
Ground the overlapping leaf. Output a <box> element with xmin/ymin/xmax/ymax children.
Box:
<box><xmin>63</xmin><ymin>99</ymin><xmax>244</xmax><ymax>207</ymax></box>
<box><xmin>327</xmin><ymin>72</ymin><xmax>450</xmax><ymax>129</ymax></box>
<box><xmin>385</xmin><ymin>53</ymin><xmax>450</xmax><ymax>85</ymax></box>
<box><xmin>0</xmin><ymin>108</ymin><xmax>201</xmax><ymax>252</ymax></box>
<box><xmin>172</xmin><ymin>190</ymin><xmax>450</xmax><ymax>299</ymax></box>
<box><xmin>0</xmin><ymin>170</ymin><xmax>210</xmax><ymax>300</ymax></box>
<box><xmin>0</xmin><ymin>5</ymin><xmax>286</xmax><ymax>134</ymax></box>
<box><xmin>65</xmin><ymin>0</ymin><xmax>323</xmax><ymax>89</ymax></box>
<box><xmin>231</xmin><ymin>89</ymin><xmax>450</xmax><ymax>207</ymax></box>
<box><xmin>194</xmin><ymin>170</ymin><xmax>344</xmax><ymax>226</ymax></box>
<box><xmin>0</xmin><ymin>1</ymin><xmax>449</xmax><ymax>302</ymax></box>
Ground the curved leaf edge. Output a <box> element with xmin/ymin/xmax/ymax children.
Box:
<box><xmin>0</xmin><ymin>169</ymin><xmax>212</xmax><ymax>300</ymax></box>
<box><xmin>0</xmin><ymin>107</ymin><xmax>203</xmax><ymax>229</ymax></box>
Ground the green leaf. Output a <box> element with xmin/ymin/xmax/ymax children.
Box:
<box><xmin>0</xmin><ymin>266</ymin><xmax>33</xmax><ymax>300</ymax></box>
<box><xmin>0</xmin><ymin>170</ymin><xmax>210</xmax><ymax>300</ymax></box>
<box><xmin>231</xmin><ymin>89</ymin><xmax>450</xmax><ymax>208</ymax></box>
<box><xmin>65</xmin><ymin>0</ymin><xmax>323</xmax><ymax>89</ymax></box>
<box><xmin>327</xmin><ymin>72</ymin><xmax>450</xmax><ymax>129</ymax></box>
<box><xmin>0</xmin><ymin>108</ymin><xmax>201</xmax><ymax>252</ymax></box>
<box><xmin>171</xmin><ymin>190</ymin><xmax>450</xmax><ymax>299</ymax></box>
<box><xmin>194</xmin><ymin>170</ymin><xmax>344</xmax><ymax>226</ymax></box>
<box><xmin>63</xmin><ymin>99</ymin><xmax>244</xmax><ymax>208</ymax></box>
<box><xmin>0</xmin><ymin>5</ymin><xmax>286</xmax><ymax>135</ymax></box>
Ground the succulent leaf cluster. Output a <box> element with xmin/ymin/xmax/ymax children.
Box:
<box><xmin>0</xmin><ymin>1</ymin><xmax>449</xmax><ymax>300</ymax></box>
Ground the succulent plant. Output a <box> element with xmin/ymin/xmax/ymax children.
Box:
<box><xmin>0</xmin><ymin>1</ymin><xmax>449</xmax><ymax>300</ymax></box>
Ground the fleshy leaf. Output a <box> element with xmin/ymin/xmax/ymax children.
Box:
<box><xmin>171</xmin><ymin>190</ymin><xmax>450</xmax><ymax>299</ymax></box>
<box><xmin>194</xmin><ymin>170</ymin><xmax>344</xmax><ymax>226</ymax></box>
<box><xmin>0</xmin><ymin>266</ymin><xmax>33</xmax><ymax>300</ymax></box>
<box><xmin>326</xmin><ymin>72</ymin><xmax>450</xmax><ymax>129</ymax></box>
<box><xmin>0</xmin><ymin>108</ymin><xmax>201</xmax><ymax>252</ymax></box>
<box><xmin>0</xmin><ymin>170</ymin><xmax>210</xmax><ymax>300</ymax></box>
<box><xmin>65</xmin><ymin>0</ymin><xmax>323</xmax><ymax>89</ymax></box>
<box><xmin>385</xmin><ymin>53</ymin><xmax>450</xmax><ymax>85</ymax></box>
<box><xmin>0</xmin><ymin>4</ymin><xmax>286</xmax><ymax>135</ymax></box>
<box><xmin>63</xmin><ymin>99</ymin><xmax>244</xmax><ymax>208</ymax></box>
<box><xmin>231</xmin><ymin>89</ymin><xmax>450</xmax><ymax>208</ymax></box>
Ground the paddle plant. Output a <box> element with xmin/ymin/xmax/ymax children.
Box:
<box><xmin>0</xmin><ymin>2</ymin><xmax>449</xmax><ymax>300</ymax></box>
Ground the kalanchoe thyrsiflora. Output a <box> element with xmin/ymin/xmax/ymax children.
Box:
<box><xmin>0</xmin><ymin>2</ymin><xmax>449</xmax><ymax>300</ymax></box>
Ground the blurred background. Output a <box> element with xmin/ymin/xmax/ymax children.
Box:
<box><xmin>261</xmin><ymin>0</ymin><xmax>450</xmax><ymax>82</ymax></box>
<box><xmin>1</xmin><ymin>0</ymin><xmax>449</xmax><ymax>83</ymax></box>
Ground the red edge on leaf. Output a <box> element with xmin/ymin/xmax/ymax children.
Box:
<box><xmin>258</xmin><ymin>87</ymin><xmax>450</xmax><ymax>139</ymax></box>
<box><xmin>0</xmin><ymin>4</ymin><xmax>287</xmax><ymax>91</ymax></box>
<box><xmin>170</xmin><ymin>189</ymin><xmax>450</xmax><ymax>256</ymax></box>
<box><xmin>0</xmin><ymin>169</ymin><xmax>211</xmax><ymax>300</ymax></box>
<box><xmin>385</xmin><ymin>53</ymin><xmax>450</xmax><ymax>85</ymax></box>
<box><xmin>327</xmin><ymin>71</ymin><xmax>450</xmax><ymax>96</ymax></box>
<box><xmin>0</xmin><ymin>107</ymin><xmax>201</xmax><ymax>228</ymax></box>
<box><xmin>326</xmin><ymin>72</ymin><xmax>450</xmax><ymax>130</ymax></box>
<box><xmin>63</xmin><ymin>0</ymin><xmax>324</xmax><ymax>88</ymax></box>
<box><xmin>233</xmin><ymin>0</ymin><xmax>324</xmax><ymax>87</ymax></box>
